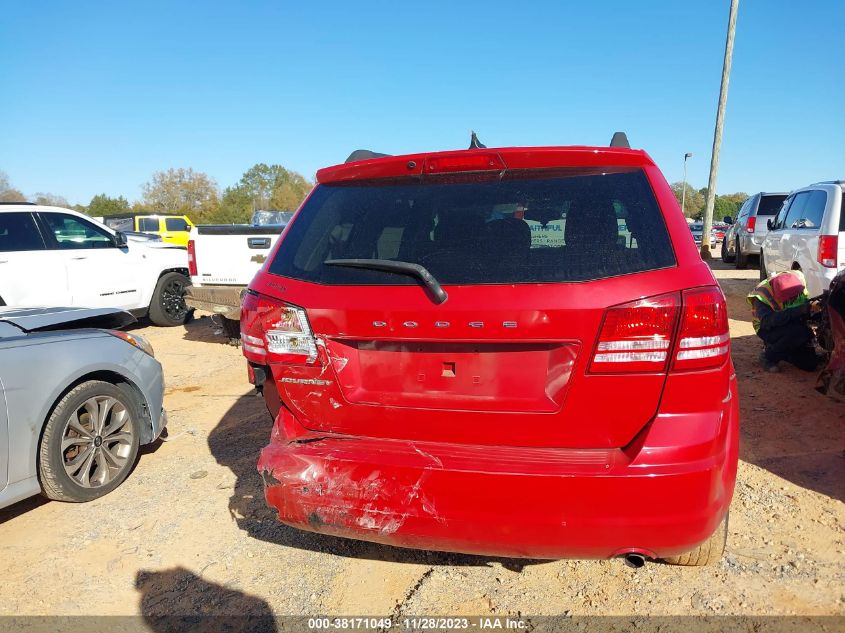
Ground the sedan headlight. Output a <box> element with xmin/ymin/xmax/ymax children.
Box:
<box><xmin>108</xmin><ymin>330</ymin><xmax>155</xmax><ymax>357</ymax></box>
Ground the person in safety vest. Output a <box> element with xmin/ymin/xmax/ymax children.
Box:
<box><xmin>747</xmin><ymin>270</ymin><xmax>822</xmax><ymax>373</ymax></box>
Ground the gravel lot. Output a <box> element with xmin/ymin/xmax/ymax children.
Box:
<box><xmin>0</xmin><ymin>260</ymin><xmax>842</xmax><ymax>621</ymax></box>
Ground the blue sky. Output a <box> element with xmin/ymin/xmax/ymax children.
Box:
<box><xmin>1</xmin><ymin>1</ymin><xmax>842</xmax><ymax>205</ymax></box>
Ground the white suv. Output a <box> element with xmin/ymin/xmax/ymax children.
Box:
<box><xmin>760</xmin><ymin>181</ymin><xmax>845</xmax><ymax>297</ymax></box>
<box><xmin>0</xmin><ymin>204</ymin><xmax>191</xmax><ymax>326</ymax></box>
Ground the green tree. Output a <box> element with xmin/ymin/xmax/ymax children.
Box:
<box><xmin>713</xmin><ymin>196</ymin><xmax>738</xmax><ymax>221</ymax></box>
<box><xmin>87</xmin><ymin>193</ymin><xmax>130</xmax><ymax>217</ymax></box>
<box><xmin>237</xmin><ymin>163</ymin><xmax>312</xmax><ymax>211</ymax></box>
<box><xmin>0</xmin><ymin>171</ymin><xmax>25</xmax><ymax>202</ymax></box>
<box><xmin>141</xmin><ymin>168</ymin><xmax>219</xmax><ymax>221</ymax></box>
<box><xmin>670</xmin><ymin>181</ymin><xmax>705</xmax><ymax>218</ymax></box>
<box><xmin>722</xmin><ymin>192</ymin><xmax>748</xmax><ymax>207</ymax></box>
<box><xmin>204</xmin><ymin>186</ymin><xmax>253</xmax><ymax>224</ymax></box>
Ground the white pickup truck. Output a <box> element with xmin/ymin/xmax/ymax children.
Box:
<box><xmin>184</xmin><ymin>211</ymin><xmax>292</xmax><ymax>335</ymax></box>
<box><xmin>0</xmin><ymin>203</ymin><xmax>191</xmax><ymax>326</ymax></box>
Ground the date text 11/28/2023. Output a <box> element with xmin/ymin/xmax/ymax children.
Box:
<box><xmin>307</xmin><ymin>617</ymin><xmax>528</xmax><ymax>630</ymax></box>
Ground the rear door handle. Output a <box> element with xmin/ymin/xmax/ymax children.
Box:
<box><xmin>72</xmin><ymin>256</ymin><xmax>87</xmax><ymax>260</ymax></box>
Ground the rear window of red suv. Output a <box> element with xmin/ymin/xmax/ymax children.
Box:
<box><xmin>268</xmin><ymin>167</ymin><xmax>676</xmax><ymax>285</ymax></box>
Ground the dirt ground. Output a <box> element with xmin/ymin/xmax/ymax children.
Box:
<box><xmin>0</xmin><ymin>259</ymin><xmax>843</xmax><ymax>621</ymax></box>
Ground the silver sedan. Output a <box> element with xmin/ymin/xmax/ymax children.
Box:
<box><xmin>0</xmin><ymin>307</ymin><xmax>166</xmax><ymax>509</ymax></box>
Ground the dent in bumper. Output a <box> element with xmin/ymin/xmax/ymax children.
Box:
<box><xmin>257</xmin><ymin>403</ymin><xmax>738</xmax><ymax>559</ymax></box>
<box><xmin>258</xmin><ymin>439</ymin><xmax>445</xmax><ymax>539</ymax></box>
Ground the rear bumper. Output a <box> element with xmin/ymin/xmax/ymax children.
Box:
<box><xmin>258</xmin><ymin>381</ymin><xmax>739</xmax><ymax>560</ymax></box>
<box><xmin>741</xmin><ymin>234</ymin><xmax>764</xmax><ymax>254</ymax></box>
<box><xmin>184</xmin><ymin>285</ymin><xmax>244</xmax><ymax>319</ymax></box>
<box><xmin>808</xmin><ymin>267</ymin><xmax>838</xmax><ymax>297</ymax></box>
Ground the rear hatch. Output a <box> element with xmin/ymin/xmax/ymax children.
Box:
<box><xmin>753</xmin><ymin>194</ymin><xmax>787</xmax><ymax>236</ymax></box>
<box><xmin>246</xmin><ymin>151</ymin><xmax>719</xmax><ymax>449</ymax></box>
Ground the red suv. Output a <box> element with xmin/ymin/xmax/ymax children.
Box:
<box><xmin>242</xmin><ymin>139</ymin><xmax>739</xmax><ymax>566</ymax></box>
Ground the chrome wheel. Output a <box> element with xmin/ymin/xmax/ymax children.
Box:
<box><xmin>61</xmin><ymin>396</ymin><xmax>134</xmax><ymax>488</ymax></box>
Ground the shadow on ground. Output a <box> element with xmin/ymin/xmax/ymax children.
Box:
<box><xmin>136</xmin><ymin>567</ymin><xmax>277</xmax><ymax>632</ymax></box>
<box><xmin>715</xmin><ymin>263</ymin><xmax>845</xmax><ymax>503</ymax></box>
<box><xmin>0</xmin><ymin>494</ymin><xmax>48</xmax><ymax>523</ymax></box>
<box><xmin>732</xmin><ymin>331</ymin><xmax>845</xmax><ymax>503</ymax></box>
<box><xmin>180</xmin><ymin>315</ymin><xmax>239</xmax><ymax>346</ymax></box>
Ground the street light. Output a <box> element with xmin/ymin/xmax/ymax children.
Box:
<box><xmin>681</xmin><ymin>152</ymin><xmax>693</xmax><ymax>216</ymax></box>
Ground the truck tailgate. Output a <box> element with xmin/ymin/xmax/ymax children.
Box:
<box><xmin>191</xmin><ymin>225</ymin><xmax>283</xmax><ymax>286</ymax></box>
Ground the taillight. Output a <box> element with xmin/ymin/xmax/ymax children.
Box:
<box><xmin>590</xmin><ymin>293</ymin><xmax>679</xmax><ymax>373</ymax></box>
<box><xmin>672</xmin><ymin>286</ymin><xmax>730</xmax><ymax>371</ymax></box>
<box><xmin>591</xmin><ymin>287</ymin><xmax>730</xmax><ymax>374</ymax></box>
<box><xmin>187</xmin><ymin>240</ymin><xmax>197</xmax><ymax>276</ymax></box>
<box><xmin>240</xmin><ymin>292</ymin><xmax>318</xmax><ymax>365</ymax></box>
<box><xmin>818</xmin><ymin>235</ymin><xmax>838</xmax><ymax>268</ymax></box>
<box><xmin>746</xmin><ymin>217</ymin><xmax>756</xmax><ymax>233</ymax></box>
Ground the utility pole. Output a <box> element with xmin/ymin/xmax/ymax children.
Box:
<box><xmin>681</xmin><ymin>152</ymin><xmax>693</xmax><ymax>216</ymax></box>
<box><xmin>701</xmin><ymin>0</ymin><xmax>739</xmax><ymax>259</ymax></box>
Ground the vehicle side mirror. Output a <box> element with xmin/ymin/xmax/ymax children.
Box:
<box><xmin>766</xmin><ymin>219</ymin><xmax>773</xmax><ymax>231</ymax></box>
<box><xmin>113</xmin><ymin>231</ymin><xmax>128</xmax><ymax>248</ymax></box>
<box><xmin>723</xmin><ymin>216</ymin><xmax>733</xmax><ymax>225</ymax></box>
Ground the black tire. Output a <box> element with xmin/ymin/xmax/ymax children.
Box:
<box><xmin>720</xmin><ymin>240</ymin><xmax>734</xmax><ymax>264</ymax></box>
<box><xmin>39</xmin><ymin>381</ymin><xmax>142</xmax><ymax>502</ymax></box>
<box><xmin>735</xmin><ymin>243</ymin><xmax>748</xmax><ymax>269</ymax></box>
<box><xmin>662</xmin><ymin>513</ymin><xmax>728</xmax><ymax>566</ymax></box>
<box><xmin>149</xmin><ymin>271</ymin><xmax>191</xmax><ymax>327</ymax></box>
<box><xmin>760</xmin><ymin>254</ymin><xmax>768</xmax><ymax>281</ymax></box>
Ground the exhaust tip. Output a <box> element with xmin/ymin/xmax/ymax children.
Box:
<box><xmin>624</xmin><ymin>553</ymin><xmax>646</xmax><ymax>569</ymax></box>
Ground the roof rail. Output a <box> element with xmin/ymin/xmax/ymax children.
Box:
<box><xmin>813</xmin><ymin>180</ymin><xmax>845</xmax><ymax>186</ymax></box>
<box><xmin>609</xmin><ymin>132</ymin><xmax>630</xmax><ymax>149</ymax></box>
<box><xmin>345</xmin><ymin>150</ymin><xmax>391</xmax><ymax>163</ymax></box>
<box><xmin>0</xmin><ymin>201</ymin><xmax>34</xmax><ymax>205</ymax></box>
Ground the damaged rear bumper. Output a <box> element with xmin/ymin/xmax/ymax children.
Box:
<box><xmin>257</xmin><ymin>395</ymin><xmax>738</xmax><ymax>560</ymax></box>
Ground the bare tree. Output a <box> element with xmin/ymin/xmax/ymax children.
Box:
<box><xmin>141</xmin><ymin>168</ymin><xmax>220</xmax><ymax>221</ymax></box>
<box><xmin>0</xmin><ymin>170</ymin><xmax>26</xmax><ymax>202</ymax></box>
<box><xmin>33</xmin><ymin>192</ymin><xmax>70</xmax><ymax>207</ymax></box>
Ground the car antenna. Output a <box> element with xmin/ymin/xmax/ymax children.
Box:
<box><xmin>609</xmin><ymin>132</ymin><xmax>630</xmax><ymax>148</ymax></box>
<box><xmin>469</xmin><ymin>131</ymin><xmax>486</xmax><ymax>149</ymax></box>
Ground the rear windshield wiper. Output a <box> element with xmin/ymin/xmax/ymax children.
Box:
<box><xmin>324</xmin><ymin>259</ymin><xmax>448</xmax><ymax>304</ymax></box>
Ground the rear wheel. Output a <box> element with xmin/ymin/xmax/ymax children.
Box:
<box><xmin>662</xmin><ymin>513</ymin><xmax>728</xmax><ymax>566</ymax></box>
<box><xmin>39</xmin><ymin>381</ymin><xmax>142</xmax><ymax>502</ymax></box>
<box><xmin>721</xmin><ymin>239</ymin><xmax>735</xmax><ymax>263</ymax></box>
<box><xmin>735</xmin><ymin>242</ymin><xmax>748</xmax><ymax>269</ymax></box>
<box><xmin>149</xmin><ymin>272</ymin><xmax>191</xmax><ymax>327</ymax></box>
<box><xmin>760</xmin><ymin>254</ymin><xmax>768</xmax><ymax>281</ymax></box>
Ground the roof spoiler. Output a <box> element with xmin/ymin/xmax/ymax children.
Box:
<box><xmin>346</xmin><ymin>131</ymin><xmax>487</xmax><ymax>163</ymax></box>
<box><xmin>345</xmin><ymin>131</ymin><xmax>629</xmax><ymax>164</ymax></box>
<box><xmin>610</xmin><ymin>132</ymin><xmax>630</xmax><ymax>149</ymax></box>
<box><xmin>345</xmin><ymin>149</ymin><xmax>391</xmax><ymax>163</ymax></box>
